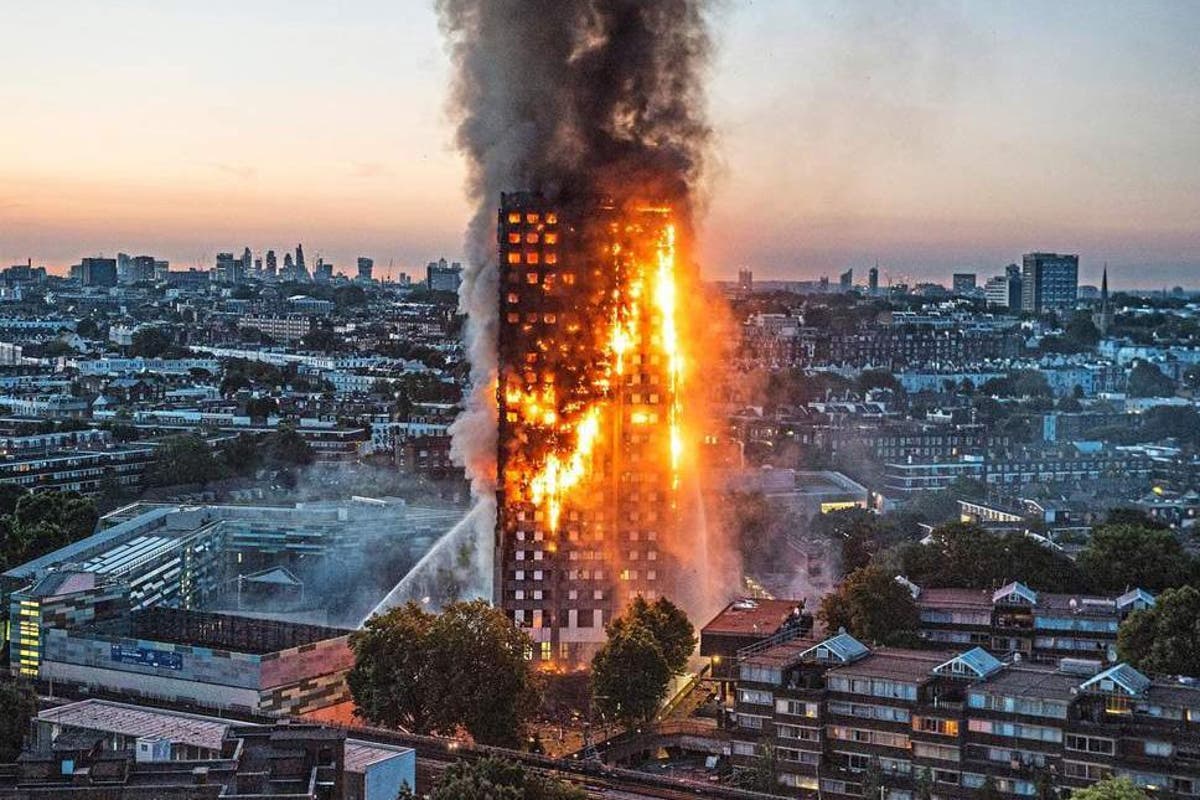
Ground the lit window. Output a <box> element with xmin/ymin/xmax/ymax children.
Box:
<box><xmin>526</xmin><ymin>252</ymin><xmax>539</xmax><ymax>264</ymax></box>
<box><xmin>545</xmin><ymin>232</ymin><xmax>558</xmax><ymax>244</ymax></box>
<box><xmin>506</xmin><ymin>292</ymin><xmax>518</xmax><ymax>304</ymax></box>
<box><xmin>507</xmin><ymin>212</ymin><xmax>521</xmax><ymax>224</ymax></box>
<box><xmin>526</xmin><ymin>213</ymin><xmax>540</xmax><ymax>224</ymax></box>
<box><xmin>508</xmin><ymin>232</ymin><xmax>520</xmax><ymax>244</ymax></box>
<box><xmin>525</xmin><ymin>232</ymin><xmax>539</xmax><ymax>244</ymax></box>
<box><xmin>507</xmin><ymin>252</ymin><xmax>521</xmax><ymax>264</ymax></box>
<box><xmin>562</xmin><ymin>272</ymin><xmax>575</xmax><ymax>285</ymax></box>
<box><xmin>545</xmin><ymin>252</ymin><xmax>557</xmax><ymax>265</ymax></box>
<box><xmin>546</xmin><ymin>213</ymin><xmax>558</xmax><ymax>224</ymax></box>
<box><xmin>526</xmin><ymin>272</ymin><xmax>539</xmax><ymax>284</ymax></box>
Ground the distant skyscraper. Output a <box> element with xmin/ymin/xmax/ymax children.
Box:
<box><xmin>265</xmin><ymin>250</ymin><xmax>278</xmax><ymax>279</ymax></box>
<box><xmin>77</xmin><ymin>257</ymin><xmax>117</xmax><ymax>288</ymax></box>
<box><xmin>868</xmin><ymin>265</ymin><xmax>879</xmax><ymax>295</ymax></box>
<box><xmin>313</xmin><ymin>258</ymin><xmax>333</xmax><ymax>284</ymax></box>
<box><xmin>131</xmin><ymin>255</ymin><xmax>156</xmax><ymax>283</ymax></box>
<box><xmin>356</xmin><ymin>257</ymin><xmax>374</xmax><ymax>283</ymax></box>
<box><xmin>426</xmin><ymin>257</ymin><xmax>462</xmax><ymax>292</ymax></box>
<box><xmin>839</xmin><ymin>268</ymin><xmax>853</xmax><ymax>291</ymax></box>
<box><xmin>283</xmin><ymin>252</ymin><xmax>295</xmax><ymax>280</ymax></box>
<box><xmin>215</xmin><ymin>252</ymin><xmax>242</xmax><ymax>284</ymax></box>
<box><xmin>116</xmin><ymin>253</ymin><xmax>133</xmax><ymax>284</ymax></box>
<box><xmin>737</xmin><ymin>268</ymin><xmax>753</xmax><ymax>294</ymax></box>
<box><xmin>1021</xmin><ymin>252</ymin><xmax>1079</xmax><ymax>314</ymax></box>
<box><xmin>242</xmin><ymin>247</ymin><xmax>253</xmax><ymax>277</ymax></box>
<box><xmin>295</xmin><ymin>244</ymin><xmax>307</xmax><ymax>280</ymax></box>
<box><xmin>952</xmin><ymin>272</ymin><xmax>977</xmax><ymax>295</ymax></box>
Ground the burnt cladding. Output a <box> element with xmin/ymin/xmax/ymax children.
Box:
<box><xmin>495</xmin><ymin>192</ymin><xmax>680</xmax><ymax>665</ymax></box>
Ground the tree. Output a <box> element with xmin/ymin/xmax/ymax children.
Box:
<box><xmin>1069</xmin><ymin>777</ymin><xmax>1150</xmax><ymax>800</ymax></box>
<box><xmin>130</xmin><ymin>327</ymin><xmax>174</xmax><ymax>358</ymax></box>
<box><xmin>1127</xmin><ymin>361</ymin><xmax>1176</xmax><ymax>398</ymax></box>
<box><xmin>147</xmin><ymin>433</ymin><xmax>223</xmax><ymax>486</ymax></box>
<box><xmin>742</xmin><ymin>744</ymin><xmax>779</xmax><ymax>792</ymax></box>
<box><xmin>809</xmin><ymin>508</ymin><xmax>886</xmax><ymax>575</ymax></box>
<box><xmin>416</xmin><ymin>757</ymin><xmax>585</xmax><ymax>800</ymax></box>
<box><xmin>263</xmin><ymin>427</ymin><xmax>314</xmax><ymax>468</ymax></box>
<box><xmin>606</xmin><ymin>596</ymin><xmax>696</xmax><ymax>675</ymax></box>
<box><xmin>591</xmin><ymin>623</ymin><xmax>672</xmax><ymax>726</ymax></box>
<box><xmin>348</xmin><ymin>601</ymin><xmax>539</xmax><ymax>746</ymax></box>
<box><xmin>860</xmin><ymin>758</ymin><xmax>884</xmax><ymax>800</ymax></box>
<box><xmin>429</xmin><ymin>600</ymin><xmax>542</xmax><ymax>747</ymax></box>
<box><xmin>1117</xmin><ymin>585</ymin><xmax>1200</xmax><ymax>676</ymax></box>
<box><xmin>914</xmin><ymin>767</ymin><xmax>933</xmax><ymax>800</ymax></box>
<box><xmin>896</xmin><ymin>522</ymin><xmax>1083</xmax><ymax>593</ymax></box>
<box><xmin>0</xmin><ymin>681</ymin><xmax>37</xmax><ymax>761</ymax></box>
<box><xmin>818</xmin><ymin>565</ymin><xmax>919</xmax><ymax>645</ymax></box>
<box><xmin>347</xmin><ymin>602</ymin><xmax>440</xmax><ymax>734</ymax></box>
<box><xmin>1078</xmin><ymin>524</ymin><xmax>1192</xmax><ymax>593</ymax></box>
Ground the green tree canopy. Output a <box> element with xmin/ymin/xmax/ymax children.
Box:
<box><xmin>896</xmin><ymin>522</ymin><xmax>1082</xmax><ymax>593</ymax></box>
<box><xmin>1127</xmin><ymin>361</ymin><xmax>1176</xmax><ymax>398</ymax></box>
<box><xmin>818</xmin><ymin>565</ymin><xmax>919</xmax><ymax>645</ymax></box>
<box><xmin>147</xmin><ymin>433</ymin><xmax>223</xmax><ymax>487</ymax></box>
<box><xmin>591</xmin><ymin>623</ymin><xmax>673</xmax><ymax>726</ymax></box>
<box><xmin>1078</xmin><ymin>524</ymin><xmax>1192</xmax><ymax>593</ymax></box>
<box><xmin>398</xmin><ymin>756</ymin><xmax>585</xmax><ymax>800</ymax></box>
<box><xmin>1117</xmin><ymin>585</ymin><xmax>1200</xmax><ymax>677</ymax></box>
<box><xmin>348</xmin><ymin>600</ymin><xmax>539</xmax><ymax>747</ymax></box>
<box><xmin>0</xmin><ymin>681</ymin><xmax>37</xmax><ymax>761</ymax></box>
<box><xmin>1068</xmin><ymin>777</ymin><xmax>1150</xmax><ymax>800</ymax></box>
<box><xmin>605</xmin><ymin>595</ymin><xmax>696</xmax><ymax>675</ymax></box>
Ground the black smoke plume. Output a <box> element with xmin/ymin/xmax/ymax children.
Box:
<box><xmin>440</xmin><ymin>0</ymin><xmax>714</xmax><ymax>501</ymax></box>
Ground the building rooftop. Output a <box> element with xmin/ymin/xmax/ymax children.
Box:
<box><xmin>39</xmin><ymin>699</ymin><xmax>229</xmax><ymax>752</ymax></box>
<box><xmin>701</xmin><ymin>598</ymin><xmax>806</xmax><ymax>638</ymax></box>
<box><xmin>828</xmin><ymin>647</ymin><xmax>950</xmax><ymax>683</ymax></box>
<box><xmin>79</xmin><ymin>608</ymin><xmax>350</xmax><ymax>655</ymax></box>
<box><xmin>36</xmin><ymin>700</ymin><xmax>413</xmax><ymax>777</ymax></box>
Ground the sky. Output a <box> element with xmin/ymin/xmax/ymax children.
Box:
<box><xmin>1</xmin><ymin>0</ymin><xmax>1198</xmax><ymax>288</ymax></box>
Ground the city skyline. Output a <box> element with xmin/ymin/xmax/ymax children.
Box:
<box><xmin>2</xmin><ymin>0</ymin><xmax>1199</xmax><ymax>287</ymax></box>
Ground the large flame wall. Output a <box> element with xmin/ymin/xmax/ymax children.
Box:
<box><xmin>496</xmin><ymin>192</ymin><xmax>689</xmax><ymax>664</ymax></box>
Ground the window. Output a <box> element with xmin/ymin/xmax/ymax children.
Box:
<box><xmin>912</xmin><ymin>742</ymin><xmax>959</xmax><ymax>762</ymax></box>
<box><xmin>1065</xmin><ymin>734</ymin><xmax>1115</xmax><ymax>755</ymax></box>
<box><xmin>776</xmin><ymin>698</ymin><xmax>819</xmax><ymax>718</ymax></box>
<box><xmin>507</xmin><ymin>252</ymin><xmax>521</xmax><ymax>264</ymax></box>
<box><xmin>914</xmin><ymin>716</ymin><xmax>959</xmax><ymax>736</ymax></box>
<box><xmin>776</xmin><ymin>724</ymin><xmax>819</xmax><ymax>742</ymax></box>
<box><xmin>737</xmin><ymin>688</ymin><xmax>773</xmax><ymax>706</ymax></box>
<box><xmin>1144</xmin><ymin>740</ymin><xmax>1173</xmax><ymax>757</ymax></box>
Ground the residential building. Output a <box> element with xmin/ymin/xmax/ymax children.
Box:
<box><xmin>725</xmin><ymin>631</ymin><xmax>1200</xmax><ymax>800</ymax></box>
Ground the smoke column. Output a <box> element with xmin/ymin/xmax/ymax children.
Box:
<box><xmin>441</xmin><ymin>0</ymin><xmax>715</xmax><ymax>591</ymax></box>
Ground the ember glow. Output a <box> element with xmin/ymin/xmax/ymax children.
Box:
<box><xmin>500</xmin><ymin>199</ymin><xmax>688</xmax><ymax>537</ymax></box>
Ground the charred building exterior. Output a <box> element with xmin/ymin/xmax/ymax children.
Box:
<box><xmin>495</xmin><ymin>192</ymin><xmax>683</xmax><ymax>664</ymax></box>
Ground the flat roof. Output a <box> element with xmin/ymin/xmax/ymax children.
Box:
<box><xmin>974</xmin><ymin>665</ymin><xmax>1080</xmax><ymax>702</ymax></box>
<box><xmin>39</xmin><ymin>699</ymin><xmax>230</xmax><ymax>752</ymax></box>
<box><xmin>37</xmin><ymin>700</ymin><xmax>412</xmax><ymax>775</ymax></box>
<box><xmin>80</xmin><ymin>608</ymin><xmax>350</xmax><ymax>655</ymax></box>
<box><xmin>828</xmin><ymin>648</ymin><xmax>951</xmax><ymax>684</ymax></box>
<box><xmin>702</xmin><ymin>599</ymin><xmax>806</xmax><ymax>638</ymax></box>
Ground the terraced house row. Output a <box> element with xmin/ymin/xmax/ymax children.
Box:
<box><xmin>729</xmin><ymin>633</ymin><xmax>1200</xmax><ymax>800</ymax></box>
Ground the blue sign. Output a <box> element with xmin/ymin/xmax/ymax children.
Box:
<box><xmin>110</xmin><ymin>644</ymin><xmax>183</xmax><ymax>671</ymax></box>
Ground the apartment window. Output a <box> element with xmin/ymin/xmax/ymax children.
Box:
<box><xmin>775</xmin><ymin>698</ymin><xmax>819</xmax><ymax>718</ymax></box>
<box><xmin>776</xmin><ymin>724</ymin><xmax>819</xmax><ymax>742</ymax></box>
<box><xmin>1065</xmin><ymin>734</ymin><xmax>1115</xmax><ymax>755</ymax></box>
<box><xmin>1144</xmin><ymin>740</ymin><xmax>1173</xmax><ymax>757</ymax></box>
<box><xmin>912</xmin><ymin>742</ymin><xmax>960</xmax><ymax>762</ymax></box>
<box><xmin>914</xmin><ymin>716</ymin><xmax>959</xmax><ymax>736</ymax></box>
<box><xmin>737</xmin><ymin>688</ymin><xmax>773</xmax><ymax>706</ymax></box>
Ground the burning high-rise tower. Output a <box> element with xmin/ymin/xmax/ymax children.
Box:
<box><xmin>495</xmin><ymin>192</ymin><xmax>685</xmax><ymax>664</ymax></box>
